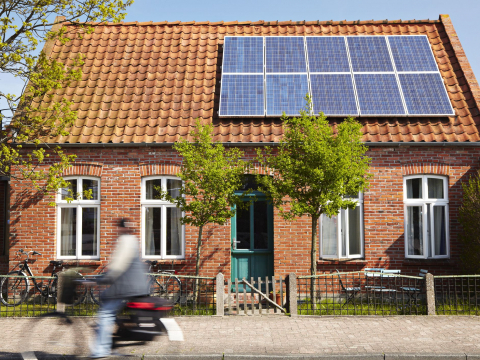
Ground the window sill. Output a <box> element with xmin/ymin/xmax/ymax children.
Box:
<box><xmin>143</xmin><ymin>259</ymin><xmax>187</xmax><ymax>265</ymax></box>
<box><xmin>58</xmin><ymin>260</ymin><xmax>102</xmax><ymax>266</ymax></box>
<box><xmin>403</xmin><ymin>258</ymin><xmax>452</xmax><ymax>266</ymax></box>
<box><xmin>318</xmin><ymin>259</ymin><xmax>367</xmax><ymax>264</ymax></box>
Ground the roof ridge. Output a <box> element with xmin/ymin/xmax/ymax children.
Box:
<box><xmin>65</xmin><ymin>18</ymin><xmax>441</xmax><ymax>27</ymax></box>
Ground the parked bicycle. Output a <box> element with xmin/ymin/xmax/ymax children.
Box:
<box><xmin>0</xmin><ymin>249</ymin><xmax>91</xmax><ymax>307</ymax></box>
<box><xmin>146</xmin><ymin>260</ymin><xmax>182</xmax><ymax>305</ymax></box>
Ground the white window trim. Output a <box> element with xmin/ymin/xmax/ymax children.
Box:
<box><xmin>403</xmin><ymin>175</ymin><xmax>449</xmax><ymax>259</ymax></box>
<box><xmin>141</xmin><ymin>176</ymin><xmax>185</xmax><ymax>260</ymax></box>
<box><xmin>320</xmin><ymin>193</ymin><xmax>364</xmax><ymax>259</ymax></box>
<box><xmin>56</xmin><ymin>176</ymin><xmax>101</xmax><ymax>260</ymax></box>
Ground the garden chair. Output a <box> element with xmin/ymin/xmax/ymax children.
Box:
<box><xmin>336</xmin><ymin>270</ymin><xmax>361</xmax><ymax>307</ymax></box>
<box><xmin>400</xmin><ymin>269</ymin><xmax>428</xmax><ymax>307</ymax></box>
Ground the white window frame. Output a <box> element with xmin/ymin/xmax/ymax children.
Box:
<box><xmin>141</xmin><ymin>176</ymin><xmax>185</xmax><ymax>260</ymax></box>
<box><xmin>56</xmin><ymin>176</ymin><xmax>101</xmax><ymax>260</ymax></box>
<box><xmin>403</xmin><ymin>175</ymin><xmax>449</xmax><ymax>259</ymax></box>
<box><xmin>320</xmin><ymin>193</ymin><xmax>364</xmax><ymax>259</ymax></box>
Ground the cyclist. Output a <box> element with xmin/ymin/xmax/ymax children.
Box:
<box><xmin>90</xmin><ymin>218</ymin><xmax>150</xmax><ymax>359</ymax></box>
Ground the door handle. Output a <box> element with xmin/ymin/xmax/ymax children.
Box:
<box><xmin>232</xmin><ymin>238</ymin><xmax>240</xmax><ymax>250</ymax></box>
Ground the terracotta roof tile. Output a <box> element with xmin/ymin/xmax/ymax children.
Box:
<box><xmin>36</xmin><ymin>17</ymin><xmax>480</xmax><ymax>144</ymax></box>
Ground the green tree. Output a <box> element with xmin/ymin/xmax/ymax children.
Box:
<box><xmin>0</xmin><ymin>0</ymin><xmax>132</xmax><ymax>196</ymax></box>
<box><xmin>459</xmin><ymin>170</ymin><xmax>480</xmax><ymax>274</ymax></box>
<box><xmin>160</xmin><ymin>120</ymin><xmax>250</xmax><ymax>281</ymax></box>
<box><xmin>256</xmin><ymin>103</ymin><xmax>371</xmax><ymax>307</ymax></box>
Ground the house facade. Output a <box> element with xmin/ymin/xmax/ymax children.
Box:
<box><xmin>2</xmin><ymin>15</ymin><xmax>480</xmax><ymax>280</ymax></box>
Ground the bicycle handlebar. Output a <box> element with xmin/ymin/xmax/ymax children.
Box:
<box><xmin>16</xmin><ymin>249</ymin><xmax>42</xmax><ymax>258</ymax></box>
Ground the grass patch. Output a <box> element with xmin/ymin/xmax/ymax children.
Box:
<box><xmin>297</xmin><ymin>297</ymin><xmax>427</xmax><ymax>316</ymax></box>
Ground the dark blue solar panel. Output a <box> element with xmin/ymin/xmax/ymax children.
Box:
<box><xmin>222</xmin><ymin>37</ymin><xmax>264</xmax><ymax>73</ymax></box>
<box><xmin>388</xmin><ymin>36</ymin><xmax>437</xmax><ymax>72</ymax></box>
<box><xmin>219</xmin><ymin>75</ymin><xmax>264</xmax><ymax>116</ymax></box>
<box><xmin>266</xmin><ymin>37</ymin><xmax>307</xmax><ymax>73</ymax></box>
<box><xmin>399</xmin><ymin>73</ymin><xmax>454</xmax><ymax>115</ymax></box>
<box><xmin>266</xmin><ymin>75</ymin><xmax>309</xmax><ymax>115</ymax></box>
<box><xmin>310</xmin><ymin>74</ymin><xmax>358</xmax><ymax>116</ymax></box>
<box><xmin>306</xmin><ymin>37</ymin><xmax>350</xmax><ymax>73</ymax></box>
<box><xmin>355</xmin><ymin>74</ymin><xmax>405</xmax><ymax>115</ymax></box>
<box><xmin>347</xmin><ymin>37</ymin><xmax>394</xmax><ymax>72</ymax></box>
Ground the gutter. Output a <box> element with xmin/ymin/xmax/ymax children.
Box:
<box><xmin>17</xmin><ymin>141</ymin><xmax>480</xmax><ymax>148</ymax></box>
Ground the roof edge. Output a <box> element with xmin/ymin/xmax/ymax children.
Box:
<box><xmin>62</xmin><ymin>18</ymin><xmax>441</xmax><ymax>27</ymax></box>
<box><xmin>440</xmin><ymin>14</ymin><xmax>480</xmax><ymax>115</ymax></box>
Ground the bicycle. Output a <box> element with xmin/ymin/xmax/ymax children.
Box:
<box><xmin>0</xmin><ymin>249</ymin><xmax>90</xmax><ymax>307</ymax></box>
<box><xmin>146</xmin><ymin>260</ymin><xmax>182</xmax><ymax>305</ymax></box>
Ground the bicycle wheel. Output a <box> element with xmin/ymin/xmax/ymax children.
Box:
<box><xmin>0</xmin><ymin>271</ymin><xmax>29</xmax><ymax>306</ymax></box>
<box><xmin>157</xmin><ymin>275</ymin><xmax>181</xmax><ymax>304</ymax></box>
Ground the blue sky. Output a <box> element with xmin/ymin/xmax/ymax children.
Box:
<box><xmin>1</xmin><ymin>0</ymin><xmax>479</xmax><ymax>120</ymax></box>
<box><xmin>123</xmin><ymin>0</ymin><xmax>480</xmax><ymax>77</ymax></box>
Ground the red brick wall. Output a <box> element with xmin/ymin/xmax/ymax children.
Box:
<box><xmin>0</xmin><ymin>181</ymin><xmax>7</xmax><ymax>274</ymax></box>
<box><xmin>7</xmin><ymin>145</ymin><xmax>479</xmax><ymax>278</ymax></box>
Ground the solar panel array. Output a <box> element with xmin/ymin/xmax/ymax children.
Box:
<box><xmin>219</xmin><ymin>35</ymin><xmax>455</xmax><ymax>117</ymax></box>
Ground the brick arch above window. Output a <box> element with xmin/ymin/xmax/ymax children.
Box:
<box><xmin>402</xmin><ymin>163</ymin><xmax>450</xmax><ymax>176</ymax></box>
<box><xmin>62</xmin><ymin>162</ymin><xmax>103</xmax><ymax>177</ymax></box>
<box><xmin>138</xmin><ymin>163</ymin><xmax>181</xmax><ymax>177</ymax></box>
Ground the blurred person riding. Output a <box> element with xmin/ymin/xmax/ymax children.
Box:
<box><xmin>90</xmin><ymin>218</ymin><xmax>150</xmax><ymax>359</ymax></box>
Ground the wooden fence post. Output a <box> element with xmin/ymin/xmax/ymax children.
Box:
<box><xmin>216</xmin><ymin>273</ymin><xmax>224</xmax><ymax>316</ymax></box>
<box><xmin>287</xmin><ymin>273</ymin><xmax>297</xmax><ymax>317</ymax></box>
<box><xmin>426</xmin><ymin>272</ymin><xmax>436</xmax><ymax>316</ymax></box>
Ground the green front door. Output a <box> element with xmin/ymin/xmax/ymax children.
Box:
<box><xmin>231</xmin><ymin>194</ymin><xmax>274</xmax><ymax>290</ymax></box>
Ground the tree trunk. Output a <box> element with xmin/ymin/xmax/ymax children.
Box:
<box><xmin>193</xmin><ymin>225</ymin><xmax>204</xmax><ymax>309</ymax></box>
<box><xmin>310</xmin><ymin>216</ymin><xmax>318</xmax><ymax>311</ymax></box>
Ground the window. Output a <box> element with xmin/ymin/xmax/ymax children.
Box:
<box><xmin>404</xmin><ymin>175</ymin><xmax>449</xmax><ymax>259</ymax></box>
<box><xmin>320</xmin><ymin>193</ymin><xmax>364</xmax><ymax>259</ymax></box>
<box><xmin>141</xmin><ymin>176</ymin><xmax>184</xmax><ymax>259</ymax></box>
<box><xmin>57</xmin><ymin>177</ymin><xmax>100</xmax><ymax>259</ymax></box>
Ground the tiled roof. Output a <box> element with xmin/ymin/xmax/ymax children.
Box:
<box><xmin>38</xmin><ymin>15</ymin><xmax>480</xmax><ymax>144</ymax></box>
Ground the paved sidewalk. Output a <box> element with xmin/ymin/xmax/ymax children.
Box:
<box><xmin>1</xmin><ymin>315</ymin><xmax>480</xmax><ymax>359</ymax></box>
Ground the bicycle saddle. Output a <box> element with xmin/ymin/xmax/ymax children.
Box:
<box><xmin>50</xmin><ymin>260</ymin><xmax>63</xmax><ymax>267</ymax></box>
<box><xmin>147</xmin><ymin>260</ymin><xmax>158</xmax><ymax>266</ymax></box>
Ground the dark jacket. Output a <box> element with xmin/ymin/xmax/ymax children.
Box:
<box><xmin>99</xmin><ymin>234</ymin><xmax>150</xmax><ymax>300</ymax></box>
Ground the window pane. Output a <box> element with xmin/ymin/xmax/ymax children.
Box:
<box><xmin>82</xmin><ymin>207</ymin><xmax>97</xmax><ymax>256</ymax></box>
<box><xmin>167</xmin><ymin>179</ymin><xmax>182</xmax><ymax>198</ymax></box>
<box><xmin>253</xmin><ymin>200</ymin><xmax>268</xmax><ymax>250</ymax></box>
<box><xmin>434</xmin><ymin>206</ymin><xmax>447</xmax><ymax>256</ymax></box>
<box><xmin>406</xmin><ymin>178</ymin><xmax>422</xmax><ymax>199</ymax></box>
<box><xmin>145</xmin><ymin>207</ymin><xmax>161</xmax><ymax>256</ymax></box>
<box><xmin>82</xmin><ymin>179</ymin><xmax>98</xmax><ymax>200</ymax></box>
<box><xmin>61</xmin><ymin>180</ymin><xmax>78</xmax><ymax>200</ymax></box>
<box><xmin>166</xmin><ymin>207</ymin><xmax>182</xmax><ymax>256</ymax></box>
<box><xmin>348</xmin><ymin>206</ymin><xmax>361</xmax><ymax>256</ymax></box>
<box><xmin>236</xmin><ymin>205</ymin><xmax>250</xmax><ymax>250</ymax></box>
<box><xmin>146</xmin><ymin>179</ymin><xmax>163</xmax><ymax>200</ymax></box>
<box><xmin>321</xmin><ymin>214</ymin><xmax>337</xmax><ymax>257</ymax></box>
<box><xmin>407</xmin><ymin>206</ymin><xmax>423</xmax><ymax>256</ymax></box>
<box><xmin>428</xmin><ymin>178</ymin><xmax>444</xmax><ymax>199</ymax></box>
<box><xmin>60</xmin><ymin>208</ymin><xmax>76</xmax><ymax>256</ymax></box>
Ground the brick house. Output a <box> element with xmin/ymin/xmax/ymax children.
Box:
<box><xmin>2</xmin><ymin>14</ymin><xmax>480</xmax><ymax>280</ymax></box>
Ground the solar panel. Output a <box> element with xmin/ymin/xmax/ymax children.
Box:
<box><xmin>399</xmin><ymin>73</ymin><xmax>455</xmax><ymax>115</ymax></box>
<box><xmin>355</xmin><ymin>74</ymin><xmax>406</xmax><ymax>115</ymax></box>
<box><xmin>222</xmin><ymin>37</ymin><xmax>264</xmax><ymax>73</ymax></box>
<box><xmin>306</xmin><ymin>37</ymin><xmax>350</xmax><ymax>73</ymax></box>
<box><xmin>388</xmin><ymin>36</ymin><xmax>437</xmax><ymax>72</ymax></box>
<box><xmin>266</xmin><ymin>75</ymin><xmax>309</xmax><ymax>116</ymax></box>
<box><xmin>219</xmin><ymin>75</ymin><xmax>265</xmax><ymax>116</ymax></box>
<box><xmin>347</xmin><ymin>37</ymin><xmax>394</xmax><ymax>72</ymax></box>
<box><xmin>310</xmin><ymin>74</ymin><xmax>358</xmax><ymax>116</ymax></box>
<box><xmin>218</xmin><ymin>35</ymin><xmax>454</xmax><ymax>118</ymax></box>
<box><xmin>266</xmin><ymin>37</ymin><xmax>307</xmax><ymax>73</ymax></box>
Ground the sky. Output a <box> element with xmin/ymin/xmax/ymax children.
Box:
<box><xmin>1</xmin><ymin>0</ymin><xmax>479</xmax><ymax>121</ymax></box>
